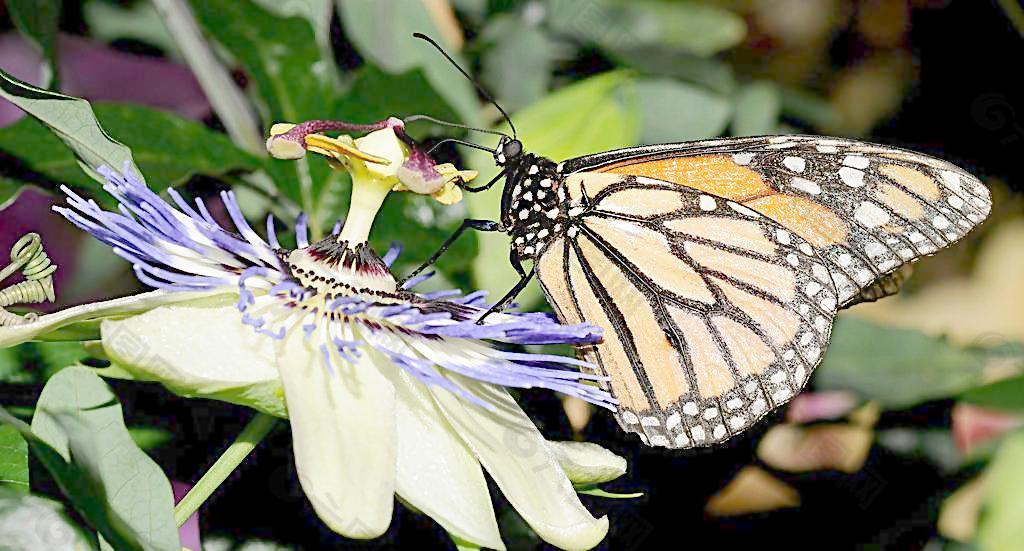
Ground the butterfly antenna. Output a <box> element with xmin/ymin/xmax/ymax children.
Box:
<box><xmin>405</xmin><ymin>114</ymin><xmax>508</xmax><ymax>138</ymax></box>
<box><xmin>412</xmin><ymin>32</ymin><xmax>517</xmax><ymax>139</ymax></box>
<box><xmin>428</xmin><ymin>138</ymin><xmax>497</xmax><ymax>156</ymax></box>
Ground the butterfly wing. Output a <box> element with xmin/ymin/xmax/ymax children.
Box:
<box><xmin>535</xmin><ymin>173</ymin><xmax>839</xmax><ymax>448</ymax></box>
<box><xmin>559</xmin><ymin>135</ymin><xmax>992</xmax><ymax>307</ymax></box>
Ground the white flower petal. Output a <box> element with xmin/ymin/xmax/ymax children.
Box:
<box><xmin>0</xmin><ymin>290</ymin><xmax>224</xmax><ymax>348</ymax></box>
<box><xmin>100</xmin><ymin>301</ymin><xmax>286</xmax><ymax>417</ymax></box>
<box><xmin>430</xmin><ymin>376</ymin><xmax>609</xmax><ymax>550</ymax></box>
<box><xmin>547</xmin><ymin>441</ymin><xmax>628</xmax><ymax>487</ymax></box>
<box><xmin>275</xmin><ymin>331</ymin><xmax>397</xmax><ymax>539</ymax></box>
<box><xmin>368</xmin><ymin>347</ymin><xmax>504</xmax><ymax>550</ymax></box>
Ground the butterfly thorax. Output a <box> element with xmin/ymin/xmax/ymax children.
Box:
<box><xmin>499</xmin><ymin>154</ymin><xmax>567</xmax><ymax>260</ymax></box>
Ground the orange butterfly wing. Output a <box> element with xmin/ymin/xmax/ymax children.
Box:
<box><xmin>535</xmin><ymin>173</ymin><xmax>838</xmax><ymax>448</ymax></box>
<box><xmin>562</xmin><ymin>135</ymin><xmax>992</xmax><ymax>307</ymax></box>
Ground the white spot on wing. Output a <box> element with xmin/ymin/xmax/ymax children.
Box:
<box><xmin>843</xmin><ymin>155</ymin><xmax>870</xmax><ymax>169</ymax></box>
<box><xmin>699</xmin><ymin>195</ymin><xmax>717</xmax><ymax>211</ymax></box>
<box><xmin>839</xmin><ymin>167</ymin><xmax>865</xmax><ymax>187</ymax></box>
<box><xmin>791</xmin><ymin>177</ymin><xmax>822</xmax><ymax>195</ymax></box>
<box><xmin>854</xmin><ymin>202</ymin><xmax>891</xmax><ymax>228</ymax></box>
<box><xmin>783</xmin><ymin>156</ymin><xmax>807</xmax><ymax>172</ymax></box>
<box><xmin>733</xmin><ymin>153</ymin><xmax>754</xmax><ymax>165</ymax></box>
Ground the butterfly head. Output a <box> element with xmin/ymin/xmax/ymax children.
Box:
<box><xmin>494</xmin><ymin>135</ymin><xmax>523</xmax><ymax>167</ymax></box>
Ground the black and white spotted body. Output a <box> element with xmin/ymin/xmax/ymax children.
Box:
<box><xmin>498</xmin><ymin>153</ymin><xmax>566</xmax><ymax>262</ymax></box>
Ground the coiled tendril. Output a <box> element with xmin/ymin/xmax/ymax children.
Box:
<box><xmin>0</xmin><ymin>233</ymin><xmax>57</xmax><ymax>326</ymax></box>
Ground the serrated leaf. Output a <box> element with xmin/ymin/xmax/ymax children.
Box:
<box><xmin>0</xmin><ymin>67</ymin><xmax>142</xmax><ymax>187</ymax></box>
<box><xmin>815</xmin><ymin>317</ymin><xmax>987</xmax><ymax>409</ymax></box>
<box><xmin>7</xmin><ymin>0</ymin><xmax>62</xmax><ymax>88</ymax></box>
<box><xmin>0</xmin><ymin>102</ymin><xmax>263</xmax><ymax>204</ymax></box>
<box><xmin>0</xmin><ymin>367</ymin><xmax>181</xmax><ymax>551</ymax></box>
<box><xmin>0</xmin><ymin>426</ymin><xmax>29</xmax><ymax>493</ymax></box>
<box><xmin>463</xmin><ymin>71</ymin><xmax>640</xmax><ymax>308</ymax></box>
<box><xmin>635</xmin><ymin>77</ymin><xmax>730</xmax><ymax>144</ymax></box>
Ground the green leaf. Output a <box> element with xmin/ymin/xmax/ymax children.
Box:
<box><xmin>480</xmin><ymin>13</ymin><xmax>572</xmax><ymax>111</ymax></box>
<box><xmin>0</xmin><ymin>68</ymin><xmax>142</xmax><ymax>188</ymax></box>
<box><xmin>781</xmin><ymin>87</ymin><xmax>841</xmax><ymax>131</ymax></box>
<box><xmin>335</xmin><ymin>66</ymin><xmax>459</xmax><ymax>125</ymax></box>
<box><xmin>0</xmin><ymin>489</ymin><xmax>94</xmax><ymax>550</ymax></box>
<box><xmin>464</xmin><ymin>70</ymin><xmax>640</xmax><ymax>308</ymax></box>
<box><xmin>962</xmin><ymin>374</ymin><xmax>1024</xmax><ymax>412</ymax></box>
<box><xmin>188</xmin><ymin>0</ymin><xmax>335</xmax><ymax>232</ymax></box>
<box><xmin>0</xmin><ymin>346</ymin><xmax>32</xmax><ymax>384</ymax></box>
<box><xmin>7</xmin><ymin>0</ymin><xmax>62</xmax><ymax>88</ymax></box>
<box><xmin>251</xmin><ymin>0</ymin><xmax>337</xmax><ymax>84</ymax></box>
<box><xmin>977</xmin><ymin>431</ymin><xmax>1024</xmax><ymax>550</ymax></box>
<box><xmin>33</xmin><ymin>342</ymin><xmax>90</xmax><ymax>379</ymax></box>
<box><xmin>547</xmin><ymin>0</ymin><xmax>746</xmax><ymax>57</ymax></box>
<box><xmin>815</xmin><ymin>317</ymin><xmax>987</xmax><ymax>409</ymax></box>
<box><xmin>128</xmin><ymin>427</ymin><xmax>173</xmax><ymax>451</ymax></box>
<box><xmin>611</xmin><ymin>50</ymin><xmax>737</xmax><ymax>95</ymax></box>
<box><xmin>336</xmin><ymin>0</ymin><xmax>482</xmax><ymax>125</ymax></box>
<box><xmin>187</xmin><ymin>0</ymin><xmax>329</xmax><ymax>124</ymax></box>
<box><xmin>635</xmin><ymin>78</ymin><xmax>731</xmax><ymax>144</ymax></box>
<box><xmin>0</xmin><ymin>102</ymin><xmax>263</xmax><ymax>202</ymax></box>
<box><xmin>0</xmin><ymin>367</ymin><xmax>181</xmax><ymax>551</ymax></box>
<box><xmin>732</xmin><ymin>81</ymin><xmax>783</xmax><ymax>136</ymax></box>
<box><xmin>0</xmin><ymin>426</ymin><xmax>29</xmax><ymax>493</ymax></box>
<box><xmin>0</xmin><ymin>180</ymin><xmax>23</xmax><ymax>211</ymax></box>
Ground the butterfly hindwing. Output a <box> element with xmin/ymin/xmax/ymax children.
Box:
<box><xmin>535</xmin><ymin>173</ymin><xmax>838</xmax><ymax>448</ymax></box>
<box><xmin>561</xmin><ymin>135</ymin><xmax>992</xmax><ymax>307</ymax></box>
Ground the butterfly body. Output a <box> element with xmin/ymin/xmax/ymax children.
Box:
<box><xmin>498</xmin><ymin>152</ymin><xmax>564</xmax><ymax>262</ymax></box>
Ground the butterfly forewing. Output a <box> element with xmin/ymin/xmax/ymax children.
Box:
<box><xmin>536</xmin><ymin>174</ymin><xmax>839</xmax><ymax>448</ymax></box>
<box><xmin>561</xmin><ymin>135</ymin><xmax>992</xmax><ymax>307</ymax></box>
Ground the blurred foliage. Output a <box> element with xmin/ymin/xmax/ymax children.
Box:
<box><xmin>0</xmin><ymin>0</ymin><xmax>1021</xmax><ymax>549</ymax></box>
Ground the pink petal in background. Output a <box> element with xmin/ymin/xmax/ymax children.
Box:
<box><xmin>786</xmin><ymin>390</ymin><xmax>860</xmax><ymax>424</ymax></box>
<box><xmin>0</xmin><ymin>32</ymin><xmax>211</xmax><ymax>125</ymax></box>
<box><xmin>173</xmin><ymin>481</ymin><xmax>202</xmax><ymax>551</ymax></box>
<box><xmin>952</xmin><ymin>403</ymin><xmax>1024</xmax><ymax>456</ymax></box>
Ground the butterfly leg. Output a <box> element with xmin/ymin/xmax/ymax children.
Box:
<box><xmin>476</xmin><ymin>267</ymin><xmax>536</xmax><ymax>324</ymax></box>
<box><xmin>460</xmin><ymin>167</ymin><xmax>507</xmax><ymax>192</ymax></box>
<box><xmin>398</xmin><ymin>218</ymin><xmax>501</xmax><ymax>286</ymax></box>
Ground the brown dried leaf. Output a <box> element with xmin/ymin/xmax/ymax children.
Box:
<box><xmin>706</xmin><ymin>466</ymin><xmax>800</xmax><ymax>517</ymax></box>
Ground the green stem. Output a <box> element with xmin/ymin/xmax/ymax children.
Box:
<box><xmin>174</xmin><ymin>412</ymin><xmax>279</xmax><ymax>526</ymax></box>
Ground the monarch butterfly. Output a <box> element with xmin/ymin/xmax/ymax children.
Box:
<box><xmin>407</xmin><ymin>35</ymin><xmax>991</xmax><ymax>449</ymax></box>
